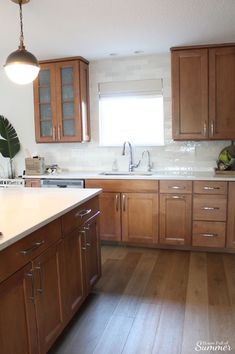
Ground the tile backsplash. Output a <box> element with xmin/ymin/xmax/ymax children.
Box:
<box><xmin>0</xmin><ymin>53</ymin><xmax>230</xmax><ymax>177</ymax></box>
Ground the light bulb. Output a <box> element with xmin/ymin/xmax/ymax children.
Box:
<box><xmin>5</xmin><ymin>63</ymin><xmax>40</xmax><ymax>85</ymax></box>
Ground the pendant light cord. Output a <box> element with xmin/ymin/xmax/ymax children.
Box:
<box><xmin>19</xmin><ymin>0</ymin><xmax>25</xmax><ymax>49</ymax></box>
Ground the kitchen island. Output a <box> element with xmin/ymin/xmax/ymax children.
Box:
<box><xmin>0</xmin><ymin>187</ymin><xmax>102</xmax><ymax>354</ymax></box>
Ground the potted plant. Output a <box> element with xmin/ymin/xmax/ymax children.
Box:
<box><xmin>0</xmin><ymin>115</ymin><xmax>20</xmax><ymax>179</ymax></box>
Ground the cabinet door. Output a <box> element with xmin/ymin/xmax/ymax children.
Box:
<box><xmin>61</xmin><ymin>230</ymin><xmax>85</xmax><ymax>324</ymax></box>
<box><xmin>82</xmin><ymin>212</ymin><xmax>101</xmax><ymax>294</ymax></box>
<box><xmin>34</xmin><ymin>63</ymin><xmax>57</xmax><ymax>143</ymax></box>
<box><xmin>56</xmin><ymin>61</ymin><xmax>82</xmax><ymax>142</ymax></box>
<box><xmin>122</xmin><ymin>193</ymin><xmax>158</xmax><ymax>244</ymax></box>
<box><xmin>160</xmin><ymin>194</ymin><xmax>192</xmax><ymax>245</ymax></box>
<box><xmin>209</xmin><ymin>46</ymin><xmax>235</xmax><ymax>139</ymax></box>
<box><xmin>227</xmin><ymin>182</ymin><xmax>235</xmax><ymax>249</ymax></box>
<box><xmin>33</xmin><ymin>242</ymin><xmax>63</xmax><ymax>354</ymax></box>
<box><xmin>79</xmin><ymin>61</ymin><xmax>90</xmax><ymax>141</ymax></box>
<box><xmin>0</xmin><ymin>264</ymin><xmax>38</xmax><ymax>354</ymax></box>
<box><xmin>171</xmin><ymin>49</ymin><xmax>208</xmax><ymax>140</ymax></box>
<box><xmin>99</xmin><ymin>192</ymin><xmax>121</xmax><ymax>241</ymax></box>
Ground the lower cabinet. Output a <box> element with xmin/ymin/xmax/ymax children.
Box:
<box><xmin>0</xmin><ymin>196</ymin><xmax>101</xmax><ymax>354</ymax></box>
<box><xmin>33</xmin><ymin>242</ymin><xmax>64</xmax><ymax>354</ymax></box>
<box><xmin>227</xmin><ymin>182</ymin><xmax>235</xmax><ymax>249</ymax></box>
<box><xmin>0</xmin><ymin>264</ymin><xmax>38</xmax><ymax>354</ymax></box>
<box><xmin>159</xmin><ymin>194</ymin><xmax>192</xmax><ymax>245</ymax></box>
<box><xmin>80</xmin><ymin>211</ymin><xmax>101</xmax><ymax>293</ymax></box>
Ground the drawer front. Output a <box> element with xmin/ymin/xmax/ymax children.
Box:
<box><xmin>0</xmin><ymin>219</ymin><xmax>61</xmax><ymax>283</ymax></box>
<box><xmin>85</xmin><ymin>179</ymin><xmax>158</xmax><ymax>193</ymax></box>
<box><xmin>160</xmin><ymin>180</ymin><xmax>192</xmax><ymax>194</ymax></box>
<box><xmin>192</xmin><ymin>221</ymin><xmax>226</xmax><ymax>248</ymax></box>
<box><xmin>194</xmin><ymin>181</ymin><xmax>227</xmax><ymax>195</ymax></box>
<box><xmin>62</xmin><ymin>196</ymin><xmax>99</xmax><ymax>235</ymax></box>
<box><xmin>193</xmin><ymin>195</ymin><xmax>227</xmax><ymax>221</ymax></box>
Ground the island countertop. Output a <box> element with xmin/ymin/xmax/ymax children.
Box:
<box><xmin>0</xmin><ymin>188</ymin><xmax>101</xmax><ymax>251</ymax></box>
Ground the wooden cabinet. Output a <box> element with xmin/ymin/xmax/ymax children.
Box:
<box><xmin>33</xmin><ymin>57</ymin><xmax>90</xmax><ymax>143</ymax></box>
<box><xmin>227</xmin><ymin>182</ymin><xmax>235</xmax><ymax>249</ymax></box>
<box><xmin>0</xmin><ymin>195</ymin><xmax>101</xmax><ymax>354</ymax></box>
<box><xmin>60</xmin><ymin>229</ymin><xmax>85</xmax><ymax>324</ymax></box>
<box><xmin>80</xmin><ymin>211</ymin><xmax>101</xmax><ymax>294</ymax></box>
<box><xmin>32</xmin><ymin>242</ymin><xmax>64</xmax><ymax>354</ymax></box>
<box><xmin>159</xmin><ymin>180</ymin><xmax>192</xmax><ymax>245</ymax></box>
<box><xmin>192</xmin><ymin>181</ymin><xmax>227</xmax><ymax>248</ymax></box>
<box><xmin>0</xmin><ymin>264</ymin><xmax>38</xmax><ymax>354</ymax></box>
<box><xmin>85</xmin><ymin>179</ymin><xmax>159</xmax><ymax>245</ymax></box>
<box><xmin>171</xmin><ymin>44</ymin><xmax>235</xmax><ymax>140</ymax></box>
<box><xmin>61</xmin><ymin>196</ymin><xmax>101</xmax><ymax>323</ymax></box>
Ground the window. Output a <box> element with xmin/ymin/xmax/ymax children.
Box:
<box><xmin>99</xmin><ymin>79</ymin><xmax>164</xmax><ymax>146</ymax></box>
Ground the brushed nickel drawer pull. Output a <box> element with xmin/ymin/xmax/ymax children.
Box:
<box><xmin>211</xmin><ymin>120</ymin><xmax>214</xmax><ymax>136</ymax></box>
<box><xmin>115</xmin><ymin>194</ymin><xmax>119</xmax><ymax>212</ymax></box>
<box><xmin>75</xmin><ymin>209</ymin><xmax>91</xmax><ymax>218</ymax></box>
<box><xmin>52</xmin><ymin>126</ymin><xmax>56</xmax><ymax>140</ymax></box>
<box><xmin>203</xmin><ymin>186</ymin><xmax>220</xmax><ymax>190</ymax></box>
<box><xmin>122</xmin><ymin>194</ymin><xmax>126</xmax><ymax>212</ymax></box>
<box><xmin>26</xmin><ymin>271</ymin><xmax>35</xmax><ymax>302</ymax></box>
<box><xmin>169</xmin><ymin>186</ymin><xmax>185</xmax><ymax>190</ymax></box>
<box><xmin>86</xmin><ymin>242</ymin><xmax>91</xmax><ymax>247</ymax></box>
<box><xmin>20</xmin><ymin>240</ymin><xmax>45</xmax><ymax>255</ymax></box>
<box><xmin>171</xmin><ymin>196</ymin><xmax>185</xmax><ymax>199</ymax></box>
<box><xmin>35</xmin><ymin>264</ymin><xmax>43</xmax><ymax>294</ymax></box>
<box><xmin>79</xmin><ymin>230</ymin><xmax>86</xmax><ymax>250</ymax></box>
<box><xmin>203</xmin><ymin>122</ymin><xmax>207</xmax><ymax>136</ymax></box>
<box><xmin>201</xmin><ymin>207</ymin><xmax>219</xmax><ymax>210</ymax></box>
<box><xmin>200</xmin><ymin>233</ymin><xmax>218</xmax><ymax>237</ymax></box>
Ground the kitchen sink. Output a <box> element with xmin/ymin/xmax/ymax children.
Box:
<box><xmin>99</xmin><ymin>171</ymin><xmax>153</xmax><ymax>176</ymax></box>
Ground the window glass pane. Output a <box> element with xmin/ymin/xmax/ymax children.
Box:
<box><xmin>40</xmin><ymin>121</ymin><xmax>52</xmax><ymax>137</ymax></box>
<box><xmin>39</xmin><ymin>70</ymin><xmax>50</xmax><ymax>86</ymax></box>
<box><xmin>61</xmin><ymin>67</ymin><xmax>73</xmax><ymax>85</ymax></box>
<box><xmin>63</xmin><ymin>120</ymin><xmax>75</xmax><ymax>136</ymax></box>
<box><xmin>62</xmin><ymin>85</ymin><xmax>74</xmax><ymax>101</ymax></box>
<box><xmin>39</xmin><ymin>87</ymin><xmax>51</xmax><ymax>103</ymax></box>
<box><xmin>62</xmin><ymin>102</ymin><xmax>74</xmax><ymax>119</ymax></box>
<box><xmin>40</xmin><ymin>104</ymin><xmax>52</xmax><ymax>120</ymax></box>
<box><xmin>99</xmin><ymin>95</ymin><xmax>164</xmax><ymax>146</ymax></box>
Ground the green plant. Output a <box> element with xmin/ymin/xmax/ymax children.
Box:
<box><xmin>0</xmin><ymin>115</ymin><xmax>20</xmax><ymax>178</ymax></box>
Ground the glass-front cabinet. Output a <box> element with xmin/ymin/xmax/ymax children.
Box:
<box><xmin>33</xmin><ymin>57</ymin><xmax>90</xmax><ymax>143</ymax></box>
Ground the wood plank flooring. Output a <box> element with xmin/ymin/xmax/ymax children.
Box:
<box><xmin>49</xmin><ymin>246</ymin><xmax>235</xmax><ymax>354</ymax></box>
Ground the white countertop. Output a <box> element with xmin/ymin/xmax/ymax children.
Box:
<box><xmin>0</xmin><ymin>188</ymin><xmax>101</xmax><ymax>251</ymax></box>
<box><xmin>24</xmin><ymin>170</ymin><xmax>235</xmax><ymax>181</ymax></box>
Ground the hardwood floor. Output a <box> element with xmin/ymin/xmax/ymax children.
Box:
<box><xmin>49</xmin><ymin>246</ymin><xmax>235</xmax><ymax>354</ymax></box>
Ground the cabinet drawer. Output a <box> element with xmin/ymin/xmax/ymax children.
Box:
<box><xmin>0</xmin><ymin>219</ymin><xmax>61</xmax><ymax>283</ymax></box>
<box><xmin>193</xmin><ymin>195</ymin><xmax>227</xmax><ymax>221</ymax></box>
<box><xmin>193</xmin><ymin>181</ymin><xmax>227</xmax><ymax>194</ymax></box>
<box><xmin>62</xmin><ymin>196</ymin><xmax>99</xmax><ymax>235</ymax></box>
<box><xmin>192</xmin><ymin>221</ymin><xmax>226</xmax><ymax>248</ymax></box>
<box><xmin>160</xmin><ymin>180</ymin><xmax>192</xmax><ymax>194</ymax></box>
<box><xmin>85</xmin><ymin>179</ymin><xmax>158</xmax><ymax>193</ymax></box>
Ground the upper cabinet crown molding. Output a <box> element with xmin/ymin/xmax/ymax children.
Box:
<box><xmin>33</xmin><ymin>56</ymin><xmax>90</xmax><ymax>143</ymax></box>
<box><xmin>171</xmin><ymin>43</ymin><xmax>235</xmax><ymax>140</ymax></box>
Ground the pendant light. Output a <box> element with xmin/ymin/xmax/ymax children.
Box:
<box><xmin>4</xmin><ymin>0</ymin><xmax>40</xmax><ymax>85</ymax></box>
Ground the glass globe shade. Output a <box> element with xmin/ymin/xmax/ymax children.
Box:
<box><xmin>4</xmin><ymin>63</ymin><xmax>40</xmax><ymax>85</ymax></box>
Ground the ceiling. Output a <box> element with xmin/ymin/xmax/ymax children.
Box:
<box><xmin>0</xmin><ymin>0</ymin><xmax>235</xmax><ymax>62</ymax></box>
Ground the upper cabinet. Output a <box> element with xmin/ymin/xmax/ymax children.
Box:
<box><xmin>171</xmin><ymin>44</ymin><xmax>235</xmax><ymax>140</ymax></box>
<box><xmin>33</xmin><ymin>57</ymin><xmax>90</xmax><ymax>143</ymax></box>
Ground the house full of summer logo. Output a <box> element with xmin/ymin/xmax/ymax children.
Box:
<box><xmin>195</xmin><ymin>341</ymin><xmax>232</xmax><ymax>352</ymax></box>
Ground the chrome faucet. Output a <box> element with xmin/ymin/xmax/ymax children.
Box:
<box><xmin>122</xmin><ymin>141</ymin><xmax>140</xmax><ymax>172</ymax></box>
<box><xmin>142</xmin><ymin>150</ymin><xmax>153</xmax><ymax>172</ymax></box>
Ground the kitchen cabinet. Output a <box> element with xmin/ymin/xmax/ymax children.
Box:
<box><xmin>159</xmin><ymin>180</ymin><xmax>192</xmax><ymax>245</ymax></box>
<box><xmin>227</xmin><ymin>182</ymin><xmax>235</xmax><ymax>249</ymax></box>
<box><xmin>0</xmin><ymin>264</ymin><xmax>38</xmax><ymax>354</ymax></box>
<box><xmin>171</xmin><ymin>44</ymin><xmax>235</xmax><ymax>140</ymax></box>
<box><xmin>192</xmin><ymin>181</ymin><xmax>227</xmax><ymax>248</ymax></box>
<box><xmin>80</xmin><ymin>211</ymin><xmax>101</xmax><ymax>294</ymax></box>
<box><xmin>85</xmin><ymin>180</ymin><xmax>159</xmax><ymax>245</ymax></box>
<box><xmin>33</xmin><ymin>57</ymin><xmax>90</xmax><ymax>143</ymax></box>
<box><xmin>60</xmin><ymin>196</ymin><xmax>101</xmax><ymax>323</ymax></box>
<box><xmin>32</xmin><ymin>241</ymin><xmax>64</xmax><ymax>354</ymax></box>
<box><xmin>0</xmin><ymin>194</ymin><xmax>101</xmax><ymax>354</ymax></box>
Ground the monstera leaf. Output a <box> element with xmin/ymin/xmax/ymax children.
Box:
<box><xmin>0</xmin><ymin>115</ymin><xmax>20</xmax><ymax>159</ymax></box>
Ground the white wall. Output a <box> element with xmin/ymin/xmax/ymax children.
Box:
<box><xmin>0</xmin><ymin>53</ymin><xmax>229</xmax><ymax>177</ymax></box>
